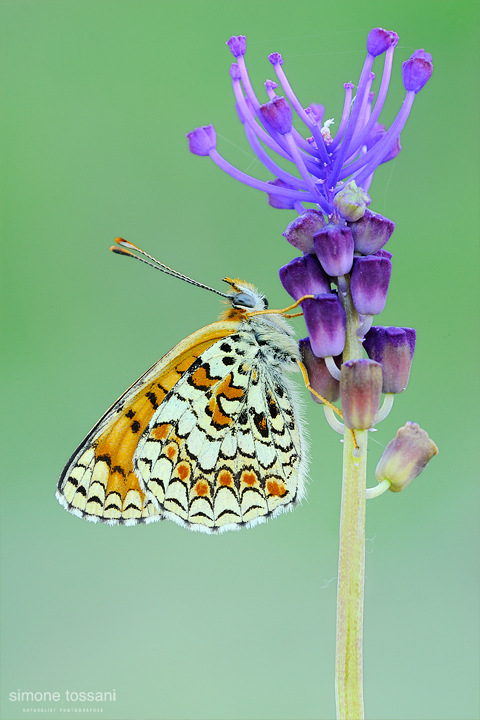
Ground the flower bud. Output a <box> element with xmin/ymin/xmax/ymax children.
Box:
<box><xmin>302</xmin><ymin>294</ymin><xmax>346</xmax><ymax>358</ymax></box>
<box><xmin>333</xmin><ymin>180</ymin><xmax>371</xmax><ymax>222</ymax></box>
<box><xmin>347</xmin><ymin>209</ymin><xmax>395</xmax><ymax>255</ymax></box>
<box><xmin>367</xmin><ymin>28</ymin><xmax>399</xmax><ymax>57</ymax></box>
<box><xmin>366</xmin><ymin>123</ymin><xmax>402</xmax><ymax>163</ymax></box>
<box><xmin>350</xmin><ymin>255</ymin><xmax>392</xmax><ymax>315</ymax></box>
<box><xmin>279</xmin><ymin>254</ymin><xmax>330</xmax><ymax>301</ymax></box>
<box><xmin>229</xmin><ymin>63</ymin><xmax>242</xmax><ymax>81</ymax></box>
<box><xmin>268</xmin><ymin>52</ymin><xmax>284</xmax><ymax>66</ymax></box>
<box><xmin>376</xmin><ymin>422</ymin><xmax>438</xmax><ymax>491</ymax></box>
<box><xmin>299</xmin><ymin>337</ymin><xmax>340</xmax><ymax>403</ymax></box>
<box><xmin>363</xmin><ymin>326</ymin><xmax>416</xmax><ymax>393</ymax></box>
<box><xmin>260</xmin><ymin>96</ymin><xmax>292</xmax><ymax>135</ymax></box>
<box><xmin>340</xmin><ymin>359</ymin><xmax>382</xmax><ymax>429</ymax></box>
<box><xmin>226</xmin><ymin>35</ymin><xmax>246</xmax><ymax>58</ymax></box>
<box><xmin>186</xmin><ymin>125</ymin><xmax>216</xmax><ymax>156</ymax></box>
<box><xmin>267</xmin><ymin>179</ymin><xmax>296</xmax><ymax>209</ymax></box>
<box><xmin>402</xmin><ymin>51</ymin><xmax>433</xmax><ymax>93</ymax></box>
<box><xmin>313</xmin><ymin>223</ymin><xmax>354</xmax><ymax>276</ymax></box>
<box><xmin>282</xmin><ymin>210</ymin><xmax>326</xmax><ymax>253</ymax></box>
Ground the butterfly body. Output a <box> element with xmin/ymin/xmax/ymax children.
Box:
<box><xmin>57</xmin><ymin>269</ymin><xmax>308</xmax><ymax>533</ymax></box>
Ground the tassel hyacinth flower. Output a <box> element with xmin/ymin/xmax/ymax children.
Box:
<box><xmin>187</xmin><ymin>28</ymin><xmax>436</xmax><ymax>720</ymax></box>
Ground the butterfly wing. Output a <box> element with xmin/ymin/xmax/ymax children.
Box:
<box><xmin>134</xmin><ymin>330</ymin><xmax>306</xmax><ymax>533</ymax></box>
<box><xmin>56</xmin><ymin>321</ymin><xmax>239</xmax><ymax>525</ymax></box>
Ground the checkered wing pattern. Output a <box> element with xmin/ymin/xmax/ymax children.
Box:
<box><xmin>135</xmin><ymin>332</ymin><xmax>304</xmax><ymax>533</ymax></box>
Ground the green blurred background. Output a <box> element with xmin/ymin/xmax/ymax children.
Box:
<box><xmin>1</xmin><ymin>2</ymin><xmax>478</xmax><ymax>719</ymax></box>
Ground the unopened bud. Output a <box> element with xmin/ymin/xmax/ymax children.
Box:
<box><xmin>333</xmin><ymin>180</ymin><xmax>371</xmax><ymax>222</ymax></box>
<box><xmin>347</xmin><ymin>209</ymin><xmax>395</xmax><ymax>255</ymax></box>
<box><xmin>376</xmin><ymin>422</ymin><xmax>438</xmax><ymax>491</ymax></box>
<box><xmin>340</xmin><ymin>359</ymin><xmax>382</xmax><ymax>429</ymax></box>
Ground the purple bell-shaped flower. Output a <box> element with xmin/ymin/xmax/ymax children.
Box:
<box><xmin>363</xmin><ymin>326</ymin><xmax>416</xmax><ymax>393</ymax></box>
<box><xmin>279</xmin><ymin>255</ymin><xmax>330</xmax><ymax>301</ymax></box>
<box><xmin>283</xmin><ymin>210</ymin><xmax>326</xmax><ymax>253</ymax></box>
<box><xmin>313</xmin><ymin>223</ymin><xmax>354</xmax><ymax>277</ymax></box>
<box><xmin>302</xmin><ymin>294</ymin><xmax>346</xmax><ymax>358</ymax></box>
<box><xmin>350</xmin><ymin>255</ymin><xmax>392</xmax><ymax>315</ymax></box>
<box><xmin>347</xmin><ymin>209</ymin><xmax>395</xmax><ymax>255</ymax></box>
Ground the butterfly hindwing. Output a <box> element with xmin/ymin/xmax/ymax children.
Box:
<box><xmin>134</xmin><ymin>330</ymin><xmax>306</xmax><ymax>533</ymax></box>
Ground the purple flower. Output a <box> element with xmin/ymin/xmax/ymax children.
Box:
<box><xmin>226</xmin><ymin>35</ymin><xmax>246</xmax><ymax>58</ymax></box>
<box><xmin>367</xmin><ymin>28</ymin><xmax>399</xmax><ymax>57</ymax></box>
<box><xmin>376</xmin><ymin>422</ymin><xmax>438</xmax><ymax>491</ymax></box>
<box><xmin>340</xmin><ymin>359</ymin><xmax>382</xmax><ymax>429</ymax></box>
<box><xmin>299</xmin><ymin>337</ymin><xmax>340</xmax><ymax>403</ymax></box>
<box><xmin>313</xmin><ymin>224</ymin><xmax>354</xmax><ymax>277</ymax></box>
<box><xmin>260</xmin><ymin>96</ymin><xmax>292</xmax><ymax>135</ymax></box>
<box><xmin>282</xmin><ymin>210</ymin><xmax>326</xmax><ymax>253</ymax></box>
<box><xmin>347</xmin><ymin>209</ymin><xmax>395</xmax><ymax>255</ymax></box>
<box><xmin>186</xmin><ymin>125</ymin><xmax>216</xmax><ymax>156</ymax></box>
<box><xmin>188</xmin><ymin>30</ymin><xmax>433</xmax><ymax>217</ymax></box>
<box><xmin>402</xmin><ymin>51</ymin><xmax>433</xmax><ymax>93</ymax></box>
<box><xmin>279</xmin><ymin>255</ymin><xmax>330</xmax><ymax>301</ymax></box>
<box><xmin>301</xmin><ymin>294</ymin><xmax>346</xmax><ymax>358</ymax></box>
<box><xmin>350</xmin><ymin>255</ymin><xmax>392</xmax><ymax>315</ymax></box>
<box><xmin>363</xmin><ymin>326</ymin><xmax>416</xmax><ymax>393</ymax></box>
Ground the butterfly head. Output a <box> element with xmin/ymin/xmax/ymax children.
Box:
<box><xmin>222</xmin><ymin>277</ymin><xmax>269</xmax><ymax>312</ymax></box>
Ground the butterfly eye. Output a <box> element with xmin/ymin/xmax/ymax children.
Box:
<box><xmin>233</xmin><ymin>293</ymin><xmax>256</xmax><ymax>308</ymax></box>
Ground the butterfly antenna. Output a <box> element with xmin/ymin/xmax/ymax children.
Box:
<box><xmin>110</xmin><ymin>238</ymin><xmax>232</xmax><ymax>299</ymax></box>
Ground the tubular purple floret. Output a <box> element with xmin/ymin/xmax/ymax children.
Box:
<box><xmin>340</xmin><ymin>91</ymin><xmax>415</xmax><ymax>187</ymax></box>
<box><xmin>302</xmin><ymin>294</ymin><xmax>347</xmax><ymax>358</ymax></box>
<box><xmin>350</xmin><ymin>255</ymin><xmax>392</xmax><ymax>315</ymax></box>
<box><xmin>313</xmin><ymin>224</ymin><xmax>354</xmax><ymax>277</ymax></box>
<box><xmin>279</xmin><ymin>254</ymin><xmax>331</xmax><ymax>301</ymax></box>
<box><xmin>402</xmin><ymin>51</ymin><xmax>433</xmax><ymax>93</ymax></box>
<box><xmin>363</xmin><ymin>326</ymin><xmax>416</xmax><ymax>393</ymax></box>
<box><xmin>346</xmin><ymin>43</ymin><xmax>396</xmax><ymax>159</ymax></box>
<box><xmin>283</xmin><ymin>210</ymin><xmax>326</xmax><ymax>253</ymax></box>
<box><xmin>367</xmin><ymin>27</ymin><xmax>399</xmax><ymax>57</ymax></box>
<box><xmin>208</xmin><ymin>148</ymin><xmax>315</xmax><ymax>202</ymax></box>
<box><xmin>226</xmin><ymin>35</ymin><xmax>246</xmax><ymax>58</ymax></box>
<box><xmin>328</xmin><ymin>53</ymin><xmax>375</xmax><ymax>189</ymax></box>
<box><xmin>243</xmin><ymin>123</ymin><xmax>310</xmax><ymax>188</ymax></box>
<box><xmin>347</xmin><ymin>209</ymin><xmax>395</xmax><ymax>255</ymax></box>
<box><xmin>260</xmin><ymin>96</ymin><xmax>293</xmax><ymax>135</ymax></box>
<box><xmin>340</xmin><ymin>359</ymin><xmax>382</xmax><ymax>429</ymax></box>
<box><xmin>186</xmin><ymin>124</ymin><xmax>217</xmax><ymax>156</ymax></box>
<box><xmin>329</xmin><ymin>83</ymin><xmax>354</xmax><ymax>153</ymax></box>
<box><xmin>269</xmin><ymin>53</ymin><xmax>329</xmax><ymax>164</ymax></box>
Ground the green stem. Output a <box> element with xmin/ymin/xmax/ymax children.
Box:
<box><xmin>335</xmin><ymin>276</ymin><xmax>366</xmax><ymax>720</ymax></box>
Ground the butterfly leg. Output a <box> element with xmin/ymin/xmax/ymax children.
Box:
<box><xmin>297</xmin><ymin>360</ymin><xmax>358</xmax><ymax>449</ymax></box>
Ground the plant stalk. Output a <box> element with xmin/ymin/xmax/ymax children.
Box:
<box><xmin>335</xmin><ymin>275</ymin><xmax>367</xmax><ymax>719</ymax></box>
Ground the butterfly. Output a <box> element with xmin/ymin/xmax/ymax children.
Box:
<box><xmin>56</xmin><ymin>238</ymin><xmax>336</xmax><ymax>534</ymax></box>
